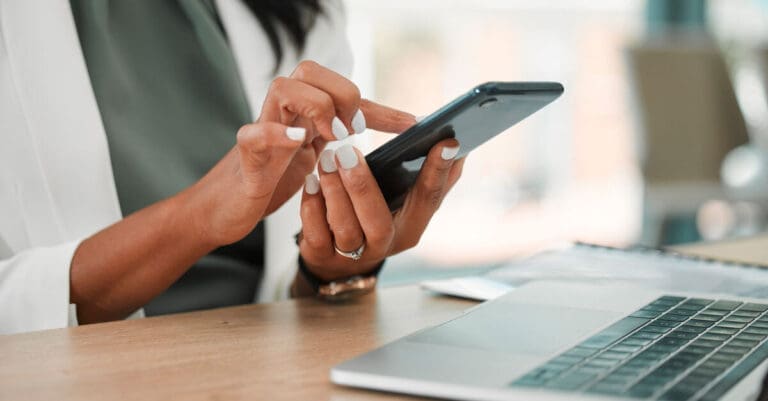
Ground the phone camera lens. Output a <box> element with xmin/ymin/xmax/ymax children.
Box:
<box><xmin>479</xmin><ymin>98</ymin><xmax>498</xmax><ymax>108</ymax></box>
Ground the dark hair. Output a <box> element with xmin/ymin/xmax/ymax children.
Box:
<box><xmin>240</xmin><ymin>0</ymin><xmax>323</xmax><ymax>70</ymax></box>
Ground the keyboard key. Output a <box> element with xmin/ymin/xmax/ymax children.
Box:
<box><xmin>732</xmin><ymin>310</ymin><xmax>761</xmax><ymax>318</ymax></box>
<box><xmin>700</xmin><ymin>309</ymin><xmax>729</xmax><ymax>317</ymax></box>
<box><xmin>699</xmin><ymin>333</ymin><xmax>730</xmax><ymax>342</ymax></box>
<box><xmin>736</xmin><ymin>332</ymin><xmax>766</xmax><ymax>342</ymax></box>
<box><xmin>562</xmin><ymin>347</ymin><xmax>597</xmax><ymax>358</ymax></box>
<box><xmin>599</xmin><ymin>350</ymin><xmax>632</xmax><ymax>360</ymax></box>
<box><xmin>666</xmin><ymin>331</ymin><xmax>698</xmax><ymax>341</ymax></box>
<box><xmin>641</xmin><ymin>304</ymin><xmax>673</xmax><ymax>313</ymax></box>
<box><xmin>686</xmin><ymin>320</ymin><xmax>714</xmax><ymax>328</ymax></box>
<box><xmin>719</xmin><ymin>344</ymin><xmax>751</xmax><ymax>356</ymax></box>
<box><xmin>660</xmin><ymin>314</ymin><xmax>688</xmax><ymax>322</ymax></box>
<box><xmin>643</xmin><ymin>325</ymin><xmax>672</xmax><ymax>334</ymax></box>
<box><xmin>677</xmin><ymin>325</ymin><xmax>706</xmax><ymax>334</ymax></box>
<box><xmin>659</xmin><ymin>296</ymin><xmax>686</xmax><ymax>304</ymax></box>
<box><xmin>744</xmin><ymin>327</ymin><xmax>768</xmax><ymax>337</ymax></box>
<box><xmin>718</xmin><ymin>322</ymin><xmax>747</xmax><ymax>329</ymax></box>
<box><xmin>675</xmin><ymin>304</ymin><xmax>705</xmax><ymax>313</ymax></box>
<box><xmin>709</xmin><ymin>326</ymin><xmax>740</xmax><ymax>336</ymax></box>
<box><xmin>709</xmin><ymin>301</ymin><xmax>743</xmax><ymax>311</ymax></box>
<box><xmin>633</xmin><ymin>331</ymin><xmax>663</xmax><ymax>340</ymax></box>
<box><xmin>545</xmin><ymin>372</ymin><xmax>597</xmax><ymax>390</ymax></box>
<box><xmin>740</xmin><ymin>303</ymin><xmax>768</xmax><ymax>312</ymax></box>
<box><xmin>632</xmin><ymin>310</ymin><xmax>664</xmax><ymax>319</ymax></box>
<box><xmin>579</xmin><ymin>317</ymin><xmax>651</xmax><ymax>349</ymax></box>
<box><xmin>691</xmin><ymin>339</ymin><xmax>722</xmax><ymax>348</ymax></box>
<box><xmin>658</xmin><ymin>337</ymin><xmax>688</xmax><ymax>347</ymax></box>
<box><xmin>619</xmin><ymin>338</ymin><xmax>652</xmax><ymax>347</ymax></box>
<box><xmin>709</xmin><ymin>353</ymin><xmax>741</xmax><ymax>364</ymax></box>
<box><xmin>611</xmin><ymin>344</ymin><xmax>643</xmax><ymax>353</ymax></box>
<box><xmin>729</xmin><ymin>339</ymin><xmax>760</xmax><ymax>349</ymax></box>
<box><xmin>684</xmin><ymin>298</ymin><xmax>713</xmax><ymax>306</ymax></box>
<box><xmin>724</xmin><ymin>316</ymin><xmax>754</xmax><ymax>324</ymax></box>
<box><xmin>675</xmin><ymin>350</ymin><xmax>708</xmax><ymax>363</ymax></box>
<box><xmin>584</xmin><ymin>358</ymin><xmax>620</xmax><ymax>368</ymax></box>
<box><xmin>653</xmin><ymin>320</ymin><xmax>682</xmax><ymax>328</ymax></box>
<box><xmin>692</xmin><ymin>314</ymin><xmax>721</xmax><ymax>322</ymax></box>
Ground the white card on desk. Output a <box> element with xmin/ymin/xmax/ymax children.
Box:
<box><xmin>420</xmin><ymin>276</ymin><xmax>514</xmax><ymax>301</ymax></box>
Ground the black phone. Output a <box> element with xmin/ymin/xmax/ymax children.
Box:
<box><xmin>366</xmin><ymin>81</ymin><xmax>564</xmax><ymax>211</ymax></box>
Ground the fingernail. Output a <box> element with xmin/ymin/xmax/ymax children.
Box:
<box><xmin>305</xmin><ymin>173</ymin><xmax>319</xmax><ymax>195</ymax></box>
<box><xmin>335</xmin><ymin>144</ymin><xmax>359</xmax><ymax>170</ymax></box>
<box><xmin>285</xmin><ymin>126</ymin><xmax>306</xmax><ymax>142</ymax></box>
<box><xmin>441</xmin><ymin>145</ymin><xmax>460</xmax><ymax>161</ymax></box>
<box><xmin>319</xmin><ymin>149</ymin><xmax>337</xmax><ymax>173</ymax></box>
<box><xmin>331</xmin><ymin>116</ymin><xmax>349</xmax><ymax>140</ymax></box>
<box><xmin>352</xmin><ymin>109</ymin><xmax>366</xmax><ymax>134</ymax></box>
<box><xmin>415</xmin><ymin>115</ymin><xmax>427</xmax><ymax>123</ymax></box>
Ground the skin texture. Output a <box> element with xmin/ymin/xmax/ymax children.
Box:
<box><xmin>69</xmin><ymin>61</ymin><xmax>463</xmax><ymax>324</ymax></box>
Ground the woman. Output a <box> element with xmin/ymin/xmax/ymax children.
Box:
<box><xmin>0</xmin><ymin>0</ymin><xmax>463</xmax><ymax>334</ymax></box>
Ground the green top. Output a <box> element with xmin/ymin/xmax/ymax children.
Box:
<box><xmin>70</xmin><ymin>0</ymin><xmax>252</xmax><ymax>215</ymax></box>
<box><xmin>71</xmin><ymin>0</ymin><xmax>264</xmax><ymax>314</ymax></box>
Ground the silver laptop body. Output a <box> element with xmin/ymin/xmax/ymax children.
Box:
<box><xmin>332</xmin><ymin>281</ymin><xmax>768</xmax><ymax>401</ymax></box>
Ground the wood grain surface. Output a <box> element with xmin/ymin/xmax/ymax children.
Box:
<box><xmin>2</xmin><ymin>234</ymin><xmax>766</xmax><ymax>400</ymax></box>
<box><xmin>0</xmin><ymin>285</ymin><xmax>472</xmax><ymax>401</ymax></box>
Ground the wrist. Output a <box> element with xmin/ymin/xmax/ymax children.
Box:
<box><xmin>297</xmin><ymin>255</ymin><xmax>384</xmax><ymax>300</ymax></box>
<box><xmin>171</xmin><ymin>185</ymin><xmax>222</xmax><ymax>250</ymax></box>
<box><xmin>303</xmin><ymin>258</ymin><xmax>383</xmax><ymax>283</ymax></box>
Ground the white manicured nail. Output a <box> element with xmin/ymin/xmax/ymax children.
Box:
<box><xmin>441</xmin><ymin>145</ymin><xmax>460</xmax><ymax>160</ymax></box>
<box><xmin>336</xmin><ymin>144</ymin><xmax>359</xmax><ymax>169</ymax></box>
<box><xmin>319</xmin><ymin>149</ymin><xmax>337</xmax><ymax>173</ymax></box>
<box><xmin>305</xmin><ymin>174</ymin><xmax>319</xmax><ymax>195</ymax></box>
<box><xmin>285</xmin><ymin>126</ymin><xmax>306</xmax><ymax>141</ymax></box>
<box><xmin>352</xmin><ymin>109</ymin><xmax>367</xmax><ymax>134</ymax></box>
<box><xmin>331</xmin><ymin>116</ymin><xmax>349</xmax><ymax>140</ymax></box>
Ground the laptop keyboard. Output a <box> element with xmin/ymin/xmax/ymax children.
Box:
<box><xmin>511</xmin><ymin>296</ymin><xmax>768</xmax><ymax>400</ymax></box>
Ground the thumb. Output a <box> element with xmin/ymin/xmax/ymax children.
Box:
<box><xmin>235</xmin><ymin>122</ymin><xmax>305</xmax><ymax>201</ymax></box>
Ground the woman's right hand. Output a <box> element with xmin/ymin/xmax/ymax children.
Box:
<box><xmin>187</xmin><ymin>61</ymin><xmax>415</xmax><ymax>247</ymax></box>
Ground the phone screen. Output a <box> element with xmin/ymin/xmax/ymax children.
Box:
<box><xmin>366</xmin><ymin>82</ymin><xmax>563</xmax><ymax>211</ymax></box>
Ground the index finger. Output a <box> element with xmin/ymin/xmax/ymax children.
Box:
<box><xmin>359</xmin><ymin>99</ymin><xmax>417</xmax><ymax>134</ymax></box>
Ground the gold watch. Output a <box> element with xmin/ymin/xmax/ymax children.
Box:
<box><xmin>298</xmin><ymin>257</ymin><xmax>382</xmax><ymax>301</ymax></box>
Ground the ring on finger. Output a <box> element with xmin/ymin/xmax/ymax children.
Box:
<box><xmin>334</xmin><ymin>241</ymin><xmax>366</xmax><ymax>261</ymax></box>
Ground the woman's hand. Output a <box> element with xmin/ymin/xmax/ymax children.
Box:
<box><xmin>191</xmin><ymin>61</ymin><xmax>415</xmax><ymax>247</ymax></box>
<box><xmin>298</xmin><ymin>139</ymin><xmax>464</xmax><ymax>282</ymax></box>
<box><xmin>258</xmin><ymin>61</ymin><xmax>416</xmax><ymax>217</ymax></box>
<box><xmin>70</xmin><ymin>60</ymin><xmax>416</xmax><ymax>323</ymax></box>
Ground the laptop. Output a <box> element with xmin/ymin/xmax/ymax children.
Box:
<box><xmin>331</xmin><ymin>281</ymin><xmax>768</xmax><ymax>401</ymax></box>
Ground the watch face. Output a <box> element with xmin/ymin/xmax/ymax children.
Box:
<box><xmin>317</xmin><ymin>276</ymin><xmax>377</xmax><ymax>301</ymax></box>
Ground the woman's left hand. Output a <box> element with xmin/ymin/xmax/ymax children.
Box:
<box><xmin>298</xmin><ymin>138</ymin><xmax>464</xmax><ymax>282</ymax></box>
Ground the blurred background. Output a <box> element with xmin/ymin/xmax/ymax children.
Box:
<box><xmin>341</xmin><ymin>0</ymin><xmax>768</xmax><ymax>283</ymax></box>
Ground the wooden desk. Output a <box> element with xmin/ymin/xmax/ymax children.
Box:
<box><xmin>0</xmin><ymin>285</ymin><xmax>474</xmax><ymax>401</ymax></box>
<box><xmin>2</xmin><ymin>235</ymin><xmax>767</xmax><ymax>401</ymax></box>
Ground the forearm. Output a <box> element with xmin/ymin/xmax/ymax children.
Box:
<box><xmin>70</xmin><ymin>188</ymin><xmax>216</xmax><ymax>324</ymax></box>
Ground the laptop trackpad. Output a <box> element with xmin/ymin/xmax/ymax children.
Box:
<box><xmin>407</xmin><ymin>303</ymin><xmax>620</xmax><ymax>356</ymax></box>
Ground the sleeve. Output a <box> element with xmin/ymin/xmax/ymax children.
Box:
<box><xmin>0</xmin><ymin>239</ymin><xmax>146</xmax><ymax>334</ymax></box>
<box><xmin>0</xmin><ymin>240</ymin><xmax>81</xmax><ymax>335</ymax></box>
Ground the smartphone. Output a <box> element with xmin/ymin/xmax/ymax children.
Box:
<box><xmin>366</xmin><ymin>81</ymin><xmax>564</xmax><ymax>211</ymax></box>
